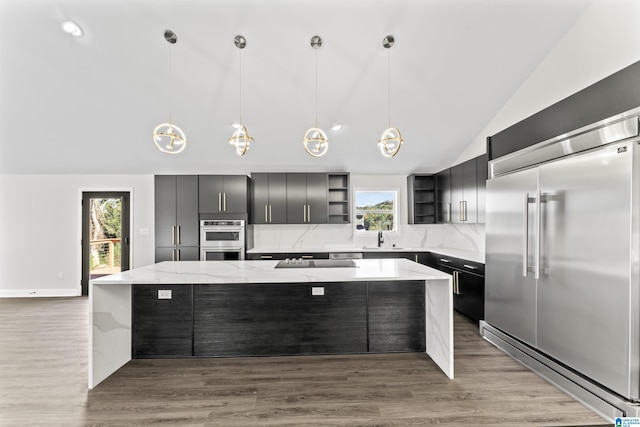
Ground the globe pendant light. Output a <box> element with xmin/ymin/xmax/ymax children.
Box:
<box><xmin>378</xmin><ymin>35</ymin><xmax>403</xmax><ymax>158</ymax></box>
<box><xmin>153</xmin><ymin>30</ymin><xmax>186</xmax><ymax>154</ymax></box>
<box><xmin>229</xmin><ymin>35</ymin><xmax>254</xmax><ymax>156</ymax></box>
<box><xmin>303</xmin><ymin>35</ymin><xmax>328</xmax><ymax>157</ymax></box>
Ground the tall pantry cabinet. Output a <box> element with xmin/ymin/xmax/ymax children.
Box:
<box><xmin>154</xmin><ymin>175</ymin><xmax>200</xmax><ymax>262</ymax></box>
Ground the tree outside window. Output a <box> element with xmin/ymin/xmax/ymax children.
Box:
<box><xmin>354</xmin><ymin>190</ymin><xmax>397</xmax><ymax>232</ymax></box>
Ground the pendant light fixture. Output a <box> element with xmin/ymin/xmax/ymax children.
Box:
<box><xmin>303</xmin><ymin>35</ymin><xmax>328</xmax><ymax>157</ymax></box>
<box><xmin>378</xmin><ymin>35</ymin><xmax>403</xmax><ymax>158</ymax></box>
<box><xmin>229</xmin><ymin>35</ymin><xmax>254</xmax><ymax>156</ymax></box>
<box><xmin>153</xmin><ymin>30</ymin><xmax>187</xmax><ymax>154</ymax></box>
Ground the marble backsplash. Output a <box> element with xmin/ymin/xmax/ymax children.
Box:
<box><xmin>251</xmin><ymin>223</ymin><xmax>485</xmax><ymax>254</ymax></box>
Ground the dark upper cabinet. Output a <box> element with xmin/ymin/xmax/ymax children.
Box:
<box><xmin>407</xmin><ymin>174</ymin><xmax>435</xmax><ymax>224</ymax></box>
<box><xmin>198</xmin><ymin>175</ymin><xmax>250</xmax><ymax>214</ymax></box>
<box><xmin>435</xmin><ymin>169</ymin><xmax>451</xmax><ymax>224</ymax></box>
<box><xmin>286</xmin><ymin>173</ymin><xmax>328</xmax><ymax>224</ymax></box>
<box><xmin>476</xmin><ymin>154</ymin><xmax>487</xmax><ymax>224</ymax></box>
<box><xmin>442</xmin><ymin>154</ymin><xmax>486</xmax><ymax>224</ymax></box>
<box><xmin>451</xmin><ymin>158</ymin><xmax>477</xmax><ymax>223</ymax></box>
<box><xmin>251</xmin><ymin>173</ymin><xmax>287</xmax><ymax>224</ymax></box>
<box><xmin>154</xmin><ymin>175</ymin><xmax>199</xmax><ymax>250</ymax></box>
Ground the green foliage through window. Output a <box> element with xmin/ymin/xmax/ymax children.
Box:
<box><xmin>355</xmin><ymin>191</ymin><xmax>396</xmax><ymax>232</ymax></box>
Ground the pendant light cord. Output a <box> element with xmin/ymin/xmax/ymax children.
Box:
<box><xmin>169</xmin><ymin>43</ymin><xmax>173</xmax><ymax>125</ymax></box>
<box><xmin>315</xmin><ymin>48</ymin><xmax>318</xmax><ymax>129</ymax></box>
<box><xmin>387</xmin><ymin>48</ymin><xmax>391</xmax><ymax>129</ymax></box>
<box><xmin>239</xmin><ymin>47</ymin><xmax>243</xmax><ymax>124</ymax></box>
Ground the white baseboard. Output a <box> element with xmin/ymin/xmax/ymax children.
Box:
<box><xmin>0</xmin><ymin>288</ymin><xmax>81</xmax><ymax>298</ymax></box>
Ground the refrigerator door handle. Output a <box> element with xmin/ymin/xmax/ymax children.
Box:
<box><xmin>534</xmin><ymin>190</ymin><xmax>541</xmax><ymax>280</ymax></box>
<box><xmin>523</xmin><ymin>193</ymin><xmax>529</xmax><ymax>277</ymax></box>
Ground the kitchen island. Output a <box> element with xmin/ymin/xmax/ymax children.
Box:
<box><xmin>89</xmin><ymin>259</ymin><xmax>453</xmax><ymax>389</ymax></box>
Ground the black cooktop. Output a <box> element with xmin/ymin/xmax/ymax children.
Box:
<box><xmin>274</xmin><ymin>259</ymin><xmax>357</xmax><ymax>269</ymax></box>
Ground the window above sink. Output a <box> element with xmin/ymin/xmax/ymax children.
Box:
<box><xmin>354</xmin><ymin>189</ymin><xmax>397</xmax><ymax>234</ymax></box>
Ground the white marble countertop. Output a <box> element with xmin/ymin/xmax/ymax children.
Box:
<box><xmin>247</xmin><ymin>247</ymin><xmax>485</xmax><ymax>264</ymax></box>
<box><xmin>90</xmin><ymin>259</ymin><xmax>451</xmax><ymax>285</ymax></box>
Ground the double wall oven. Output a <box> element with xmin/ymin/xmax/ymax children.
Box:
<box><xmin>199</xmin><ymin>220</ymin><xmax>245</xmax><ymax>261</ymax></box>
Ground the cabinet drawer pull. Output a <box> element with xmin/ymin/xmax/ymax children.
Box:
<box><xmin>301</xmin><ymin>255</ymin><xmax>313</xmax><ymax>259</ymax></box>
<box><xmin>440</xmin><ymin>258</ymin><xmax>451</xmax><ymax>263</ymax></box>
<box><xmin>260</xmin><ymin>255</ymin><xmax>273</xmax><ymax>259</ymax></box>
<box><xmin>463</xmin><ymin>264</ymin><xmax>477</xmax><ymax>270</ymax></box>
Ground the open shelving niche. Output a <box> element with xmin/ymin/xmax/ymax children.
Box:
<box><xmin>328</xmin><ymin>173</ymin><xmax>350</xmax><ymax>224</ymax></box>
<box><xmin>408</xmin><ymin>174</ymin><xmax>436</xmax><ymax>224</ymax></box>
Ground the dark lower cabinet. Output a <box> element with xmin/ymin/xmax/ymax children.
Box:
<box><xmin>422</xmin><ymin>252</ymin><xmax>485</xmax><ymax>323</ymax></box>
<box><xmin>132</xmin><ymin>284</ymin><xmax>193</xmax><ymax>358</ymax></box>
<box><xmin>363</xmin><ymin>252</ymin><xmax>418</xmax><ymax>262</ymax></box>
<box><xmin>456</xmin><ymin>271</ymin><xmax>485</xmax><ymax>323</ymax></box>
<box><xmin>368</xmin><ymin>281</ymin><xmax>425</xmax><ymax>353</ymax></box>
<box><xmin>154</xmin><ymin>247</ymin><xmax>199</xmax><ymax>262</ymax></box>
<box><xmin>132</xmin><ymin>280</ymin><xmax>427</xmax><ymax>359</ymax></box>
<box><xmin>193</xmin><ymin>282</ymin><xmax>368</xmax><ymax>357</ymax></box>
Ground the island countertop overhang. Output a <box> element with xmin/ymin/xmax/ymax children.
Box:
<box><xmin>90</xmin><ymin>259</ymin><xmax>451</xmax><ymax>285</ymax></box>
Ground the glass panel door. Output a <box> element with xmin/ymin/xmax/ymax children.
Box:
<box><xmin>82</xmin><ymin>192</ymin><xmax>130</xmax><ymax>295</ymax></box>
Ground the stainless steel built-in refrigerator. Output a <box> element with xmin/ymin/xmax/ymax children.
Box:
<box><xmin>485</xmin><ymin>116</ymin><xmax>640</xmax><ymax>402</ymax></box>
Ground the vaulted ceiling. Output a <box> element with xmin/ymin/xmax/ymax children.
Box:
<box><xmin>0</xmin><ymin>0</ymin><xmax>591</xmax><ymax>175</ymax></box>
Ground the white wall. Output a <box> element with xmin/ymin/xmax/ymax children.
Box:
<box><xmin>454</xmin><ymin>0</ymin><xmax>640</xmax><ymax>164</ymax></box>
<box><xmin>0</xmin><ymin>175</ymin><xmax>154</xmax><ymax>297</ymax></box>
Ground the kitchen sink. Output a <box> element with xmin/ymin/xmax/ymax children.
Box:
<box><xmin>365</xmin><ymin>247</ymin><xmax>404</xmax><ymax>250</ymax></box>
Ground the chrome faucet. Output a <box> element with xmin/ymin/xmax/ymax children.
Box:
<box><xmin>378</xmin><ymin>229</ymin><xmax>384</xmax><ymax>247</ymax></box>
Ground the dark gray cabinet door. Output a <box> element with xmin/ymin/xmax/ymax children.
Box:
<box><xmin>306</xmin><ymin>173</ymin><xmax>328</xmax><ymax>223</ymax></box>
<box><xmin>176</xmin><ymin>175</ymin><xmax>199</xmax><ymax>246</ymax></box>
<box><xmin>286</xmin><ymin>173</ymin><xmax>308</xmax><ymax>223</ymax></box>
<box><xmin>251</xmin><ymin>173</ymin><xmax>269</xmax><ymax>224</ymax></box>
<box><xmin>436</xmin><ymin>169</ymin><xmax>451</xmax><ymax>223</ymax></box>
<box><xmin>154</xmin><ymin>175</ymin><xmax>177</xmax><ymax>248</ymax></box>
<box><xmin>457</xmin><ymin>271</ymin><xmax>484</xmax><ymax>323</ymax></box>
<box><xmin>198</xmin><ymin>175</ymin><xmax>224</xmax><ymax>213</ymax></box>
<box><xmin>252</xmin><ymin>173</ymin><xmax>287</xmax><ymax>224</ymax></box>
<box><xmin>132</xmin><ymin>284</ymin><xmax>193</xmax><ymax>358</ymax></box>
<box><xmin>450</xmin><ymin>163</ymin><xmax>464</xmax><ymax>223</ymax></box>
<box><xmin>286</xmin><ymin>173</ymin><xmax>327</xmax><ymax>224</ymax></box>
<box><xmin>222</xmin><ymin>175</ymin><xmax>249</xmax><ymax>213</ymax></box>
<box><xmin>450</xmin><ymin>159</ymin><xmax>478</xmax><ymax>223</ymax></box>
<box><xmin>476</xmin><ymin>154</ymin><xmax>488</xmax><ymax>224</ymax></box>
<box><xmin>193</xmin><ymin>282</ymin><xmax>368</xmax><ymax>356</ymax></box>
<box><xmin>268</xmin><ymin>173</ymin><xmax>287</xmax><ymax>224</ymax></box>
<box><xmin>155</xmin><ymin>247</ymin><xmax>199</xmax><ymax>262</ymax></box>
<box><xmin>368</xmin><ymin>281</ymin><xmax>425</xmax><ymax>352</ymax></box>
<box><xmin>199</xmin><ymin>175</ymin><xmax>249</xmax><ymax>214</ymax></box>
<box><xmin>155</xmin><ymin>175</ymin><xmax>198</xmax><ymax>250</ymax></box>
<box><xmin>462</xmin><ymin>158</ymin><xmax>478</xmax><ymax>223</ymax></box>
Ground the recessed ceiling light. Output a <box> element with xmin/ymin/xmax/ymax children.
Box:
<box><xmin>62</xmin><ymin>21</ymin><xmax>83</xmax><ymax>38</ymax></box>
<box><xmin>331</xmin><ymin>123</ymin><xmax>343</xmax><ymax>132</ymax></box>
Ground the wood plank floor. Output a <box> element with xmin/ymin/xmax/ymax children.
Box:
<box><xmin>0</xmin><ymin>297</ymin><xmax>609</xmax><ymax>426</ymax></box>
